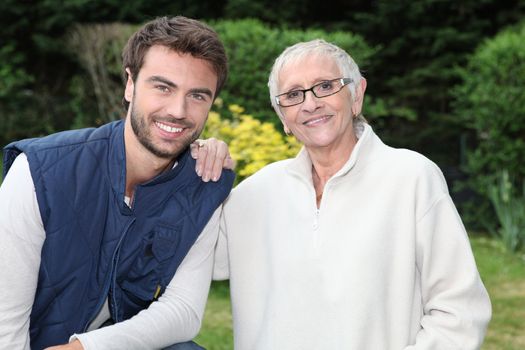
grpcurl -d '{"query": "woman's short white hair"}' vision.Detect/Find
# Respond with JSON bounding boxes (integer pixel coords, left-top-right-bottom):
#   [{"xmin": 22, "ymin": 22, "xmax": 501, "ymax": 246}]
[{"xmin": 268, "ymin": 39, "xmax": 363, "ymax": 120}]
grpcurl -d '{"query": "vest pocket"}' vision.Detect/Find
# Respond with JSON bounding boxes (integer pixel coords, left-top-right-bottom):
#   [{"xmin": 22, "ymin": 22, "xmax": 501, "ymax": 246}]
[{"xmin": 120, "ymin": 224, "xmax": 181, "ymax": 303}]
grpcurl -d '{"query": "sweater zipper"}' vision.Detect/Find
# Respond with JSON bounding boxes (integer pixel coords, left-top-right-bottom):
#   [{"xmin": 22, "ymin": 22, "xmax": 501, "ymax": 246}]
[{"xmin": 82, "ymin": 217, "xmax": 136, "ymax": 331}]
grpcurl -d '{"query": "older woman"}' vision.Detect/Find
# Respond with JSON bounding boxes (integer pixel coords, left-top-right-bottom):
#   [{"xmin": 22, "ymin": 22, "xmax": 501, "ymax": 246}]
[{"xmin": 214, "ymin": 39, "xmax": 491, "ymax": 349}]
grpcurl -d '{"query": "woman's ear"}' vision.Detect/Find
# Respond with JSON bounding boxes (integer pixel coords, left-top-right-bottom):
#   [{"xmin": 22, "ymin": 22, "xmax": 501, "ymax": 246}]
[
  {"xmin": 357, "ymin": 78, "xmax": 367, "ymax": 101},
  {"xmin": 280, "ymin": 116, "xmax": 292, "ymax": 136},
  {"xmin": 352, "ymin": 78, "xmax": 367, "ymax": 116}
]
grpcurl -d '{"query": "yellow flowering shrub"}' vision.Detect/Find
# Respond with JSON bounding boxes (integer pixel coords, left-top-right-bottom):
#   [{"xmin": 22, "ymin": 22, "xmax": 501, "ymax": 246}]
[{"xmin": 203, "ymin": 102, "xmax": 301, "ymax": 183}]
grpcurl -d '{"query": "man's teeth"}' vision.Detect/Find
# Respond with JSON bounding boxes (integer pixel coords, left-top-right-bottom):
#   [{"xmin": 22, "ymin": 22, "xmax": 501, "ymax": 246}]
[{"xmin": 156, "ymin": 122, "xmax": 183, "ymax": 133}]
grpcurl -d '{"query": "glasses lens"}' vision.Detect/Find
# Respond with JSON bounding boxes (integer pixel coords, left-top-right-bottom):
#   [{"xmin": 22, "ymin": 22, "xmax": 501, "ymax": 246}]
[
  {"xmin": 313, "ymin": 79, "xmax": 341, "ymax": 98},
  {"xmin": 279, "ymin": 90, "xmax": 304, "ymax": 106},
  {"xmin": 277, "ymin": 78, "xmax": 351, "ymax": 107}
]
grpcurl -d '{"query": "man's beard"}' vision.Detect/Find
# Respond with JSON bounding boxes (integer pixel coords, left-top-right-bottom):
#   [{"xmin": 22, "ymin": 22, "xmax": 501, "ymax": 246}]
[{"xmin": 129, "ymin": 101, "xmax": 202, "ymax": 159}]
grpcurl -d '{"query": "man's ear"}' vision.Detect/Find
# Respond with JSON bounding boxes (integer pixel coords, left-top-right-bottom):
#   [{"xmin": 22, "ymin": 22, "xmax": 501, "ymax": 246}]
[{"xmin": 124, "ymin": 68, "xmax": 134, "ymax": 103}]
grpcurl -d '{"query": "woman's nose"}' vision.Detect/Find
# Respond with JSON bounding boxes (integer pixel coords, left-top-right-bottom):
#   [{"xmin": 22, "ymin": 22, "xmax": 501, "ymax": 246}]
[{"xmin": 301, "ymin": 90, "xmax": 322, "ymax": 112}]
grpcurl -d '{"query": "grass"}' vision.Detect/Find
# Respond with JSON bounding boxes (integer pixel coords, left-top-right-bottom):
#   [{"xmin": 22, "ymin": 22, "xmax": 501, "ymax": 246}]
[
  {"xmin": 195, "ymin": 281, "xmax": 234, "ymax": 349},
  {"xmin": 196, "ymin": 236, "xmax": 525, "ymax": 349},
  {"xmin": 472, "ymin": 236, "xmax": 525, "ymax": 349}
]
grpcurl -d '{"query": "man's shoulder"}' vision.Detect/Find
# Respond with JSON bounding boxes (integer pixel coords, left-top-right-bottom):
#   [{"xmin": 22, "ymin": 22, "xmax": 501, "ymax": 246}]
[
  {"xmin": 5, "ymin": 121, "xmax": 122, "ymax": 156},
  {"xmin": 3, "ymin": 121, "xmax": 123, "ymax": 179},
  {"xmin": 169, "ymin": 151, "xmax": 235, "ymax": 207}
]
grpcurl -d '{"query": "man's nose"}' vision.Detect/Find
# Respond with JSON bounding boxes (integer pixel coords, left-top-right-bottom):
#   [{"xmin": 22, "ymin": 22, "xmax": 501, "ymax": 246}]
[{"xmin": 165, "ymin": 94, "xmax": 187, "ymax": 119}]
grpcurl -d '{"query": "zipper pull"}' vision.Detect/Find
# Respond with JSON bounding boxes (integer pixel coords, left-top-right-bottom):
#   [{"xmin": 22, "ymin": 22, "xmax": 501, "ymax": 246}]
[{"xmin": 153, "ymin": 284, "xmax": 162, "ymax": 300}]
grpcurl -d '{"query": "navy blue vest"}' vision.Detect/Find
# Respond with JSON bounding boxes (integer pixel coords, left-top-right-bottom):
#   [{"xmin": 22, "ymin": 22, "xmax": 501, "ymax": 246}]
[{"xmin": 3, "ymin": 120, "xmax": 234, "ymax": 349}]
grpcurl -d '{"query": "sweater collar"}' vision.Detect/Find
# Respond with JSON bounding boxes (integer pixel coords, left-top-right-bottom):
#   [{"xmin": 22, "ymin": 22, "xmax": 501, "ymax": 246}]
[{"xmin": 286, "ymin": 122, "xmax": 381, "ymax": 183}]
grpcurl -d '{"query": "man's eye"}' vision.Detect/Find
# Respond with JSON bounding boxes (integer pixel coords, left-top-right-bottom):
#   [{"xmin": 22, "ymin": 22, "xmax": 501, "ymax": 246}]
[
  {"xmin": 191, "ymin": 93, "xmax": 206, "ymax": 101},
  {"xmin": 156, "ymin": 85, "xmax": 170, "ymax": 93}
]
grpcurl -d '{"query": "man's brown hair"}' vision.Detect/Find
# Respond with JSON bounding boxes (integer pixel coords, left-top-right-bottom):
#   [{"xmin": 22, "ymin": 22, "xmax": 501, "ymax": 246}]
[{"xmin": 121, "ymin": 16, "xmax": 228, "ymax": 110}]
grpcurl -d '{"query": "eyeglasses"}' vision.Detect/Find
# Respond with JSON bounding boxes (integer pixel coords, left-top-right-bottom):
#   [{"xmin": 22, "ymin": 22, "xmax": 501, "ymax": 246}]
[{"xmin": 275, "ymin": 78, "xmax": 352, "ymax": 107}]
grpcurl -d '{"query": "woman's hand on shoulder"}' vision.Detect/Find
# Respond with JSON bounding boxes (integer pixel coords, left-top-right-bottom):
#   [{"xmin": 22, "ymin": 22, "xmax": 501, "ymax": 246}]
[{"xmin": 191, "ymin": 138, "xmax": 235, "ymax": 182}]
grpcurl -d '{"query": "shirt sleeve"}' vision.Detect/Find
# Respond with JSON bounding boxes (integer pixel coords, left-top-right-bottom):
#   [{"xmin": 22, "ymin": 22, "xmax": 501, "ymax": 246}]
[
  {"xmin": 73, "ymin": 207, "xmax": 222, "ymax": 350},
  {"xmin": 0, "ymin": 154, "xmax": 45, "ymax": 350},
  {"xmin": 406, "ymin": 193, "xmax": 492, "ymax": 350},
  {"xmin": 212, "ymin": 209, "xmax": 230, "ymax": 280}
]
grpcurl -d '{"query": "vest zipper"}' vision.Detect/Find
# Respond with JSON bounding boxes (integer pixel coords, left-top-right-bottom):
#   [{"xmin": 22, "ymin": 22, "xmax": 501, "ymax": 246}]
[
  {"xmin": 109, "ymin": 217, "xmax": 134, "ymax": 323},
  {"xmin": 83, "ymin": 217, "xmax": 136, "ymax": 331}
]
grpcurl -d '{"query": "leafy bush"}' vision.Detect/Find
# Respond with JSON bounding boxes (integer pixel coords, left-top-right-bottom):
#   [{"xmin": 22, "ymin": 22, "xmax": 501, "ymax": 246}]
[
  {"xmin": 453, "ymin": 21, "xmax": 525, "ymax": 230},
  {"xmin": 67, "ymin": 23, "xmax": 132, "ymax": 122},
  {"xmin": 0, "ymin": 44, "xmax": 33, "ymax": 100},
  {"xmin": 487, "ymin": 170, "xmax": 525, "ymax": 252},
  {"xmin": 202, "ymin": 100, "xmax": 301, "ymax": 183},
  {"xmin": 0, "ymin": 43, "xmax": 38, "ymax": 147}
]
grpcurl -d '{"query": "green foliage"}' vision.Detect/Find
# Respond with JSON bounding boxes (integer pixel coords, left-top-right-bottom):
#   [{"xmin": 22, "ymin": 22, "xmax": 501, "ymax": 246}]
[
  {"xmin": 210, "ymin": 19, "xmax": 377, "ymax": 123},
  {"xmin": 221, "ymin": 0, "xmax": 525, "ymax": 142},
  {"xmin": 0, "ymin": 101, "xmax": 56, "ymax": 146},
  {"xmin": 455, "ymin": 22, "xmax": 525, "ymax": 178},
  {"xmin": 453, "ymin": 21, "xmax": 525, "ymax": 230},
  {"xmin": 219, "ymin": 0, "xmax": 523, "ymax": 173},
  {"xmin": 339, "ymin": 0, "xmax": 525, "ymax": 167},
  {"xmin": 66, "ymin": 23, "xmax": 133, "ymax": 127},
  {"xmin": 487, "ymin": 170, "xmax": 525, "ymax": 252},
  {"xmin": 0, "ymin": 44, "xmax": 33, "ymax": 99},
  {"xmin": 223, "ymin": 0, "xmax": 366, "ymax": 27},
  {"xmin": 0, "ymin": 39, "xmax": 37, "ymax": 147},
  {"xmin": 0, "ymin": 40, "xmax": 58, "ymax": 146},
  {"xmin": 202, "ymin": 101, "xmax": 301, "ymax": 184},
  {"xmin": 3, "ymin": 0, "xmax": 524, "ymax": 178}
]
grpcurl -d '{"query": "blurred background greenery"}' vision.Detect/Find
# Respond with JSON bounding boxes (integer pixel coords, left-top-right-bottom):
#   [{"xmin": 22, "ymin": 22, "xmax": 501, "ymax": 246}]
[
  {"xmin": 1, "ymin": 0, "xmax": 524, "ymax": 348},
  {"xmin": 2, "ymin": 0, "xmax": 525, "ymax": 230}
]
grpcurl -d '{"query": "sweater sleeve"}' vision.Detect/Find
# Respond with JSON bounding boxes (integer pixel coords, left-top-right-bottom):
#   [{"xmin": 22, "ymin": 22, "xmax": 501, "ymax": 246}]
[
  {"xmin": 73, "ymin": 207, "xmax": 222, "ymax": 350},
  {"xmin": 0, "ymin": 154, "xmax": 45, "ymax": 350},
  {"xmin": 405, "ymin": 193, "xmax": 491, "ymax": 350}
]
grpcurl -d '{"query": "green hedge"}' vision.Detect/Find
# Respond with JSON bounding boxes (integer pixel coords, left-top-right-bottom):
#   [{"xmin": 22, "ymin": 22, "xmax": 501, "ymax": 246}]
[{"xmin": 453, "ymin": 21, "xmax": 525, "ymax": 229}]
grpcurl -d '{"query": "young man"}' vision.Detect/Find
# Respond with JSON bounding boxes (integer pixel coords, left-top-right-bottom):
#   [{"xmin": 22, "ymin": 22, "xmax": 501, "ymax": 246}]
[{"xmin": 0, "ymin": 16, "xmax": 234, "ymax": 350}]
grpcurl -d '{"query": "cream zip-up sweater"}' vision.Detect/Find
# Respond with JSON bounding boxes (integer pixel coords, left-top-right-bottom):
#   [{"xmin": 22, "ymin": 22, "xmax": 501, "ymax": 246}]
[{"xmin": 214, "ymin": 123, "xmax": 491, "ymax": 350}]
